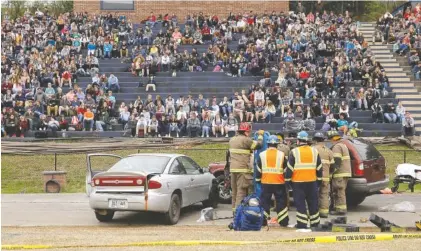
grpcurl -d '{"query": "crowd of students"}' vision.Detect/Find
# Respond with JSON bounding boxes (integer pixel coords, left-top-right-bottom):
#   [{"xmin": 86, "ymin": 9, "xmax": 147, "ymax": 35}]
[{"xmin": 1, "ymin": 5, "xmax": 416, "ymax": 137}]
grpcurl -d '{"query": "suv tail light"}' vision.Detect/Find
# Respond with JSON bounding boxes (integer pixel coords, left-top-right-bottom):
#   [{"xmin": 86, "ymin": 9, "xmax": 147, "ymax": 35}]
[{"xmin": 354, "ymin": 163, "xmax": 364, "ymax": 177}]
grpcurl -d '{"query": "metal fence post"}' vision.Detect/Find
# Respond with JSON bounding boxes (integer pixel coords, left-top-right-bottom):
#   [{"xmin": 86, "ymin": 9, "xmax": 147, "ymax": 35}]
[
  {"xmin": 54, "ymin": 153, "xmax": 57, "ymax": 171},
  {"xmin": 404, "ymin": 150, "xmax": 407, "ymax": 163}
]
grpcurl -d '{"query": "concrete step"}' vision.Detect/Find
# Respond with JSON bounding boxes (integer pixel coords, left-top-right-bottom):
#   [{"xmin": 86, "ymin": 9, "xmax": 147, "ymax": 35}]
[
  {"xmin": 389, "ymin": 83, "xmax": 415, "ymax": 87},
  {"xmin": 384, "ymin": 67, "xmax": 406, "ymax": 72},
  {"xmin": 389, "ymin": 77, "xmax": 411, "ymax": 82},
  {"xmin": 393, "ymin": 89, "xmax": 420, "ymax": 94},
  {"xmin": 373, "ymin": 54, "xmax": 395, "ymax": 58},
  {"xmin": 384, "ymin": 72, "xmax": 407, "ymax": 77},
  {"xmin": 396, "ymin": 94, "xmax": 421, "ymax": 99},
  {"xmin": 402, "ymin": 100, "xmax": 421, "ymax": 105},
  {"xmin": 370, "ymin": 45, "xmax": 390, "ymax": 49},
  {"xmin": 375, "ymin": 58, "xmax": 397, "ymax": 62},
  {"xmin": 380, "ymin": 63, "xmax": 400, "ymax": 67},
  {"xmin": 360, "ymin": 23, "xmax": 375, "ymax": 27}
]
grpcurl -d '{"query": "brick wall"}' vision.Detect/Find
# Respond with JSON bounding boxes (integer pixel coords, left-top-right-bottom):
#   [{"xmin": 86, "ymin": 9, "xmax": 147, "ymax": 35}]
[{"xmin": 74, "ymin": 0, "xmax": 290, "ymax": 23}]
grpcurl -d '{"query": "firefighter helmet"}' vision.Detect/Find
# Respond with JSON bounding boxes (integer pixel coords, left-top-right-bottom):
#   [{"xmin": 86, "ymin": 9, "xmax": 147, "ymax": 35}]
[
  {"xmin": 297, "ymin": 131, "xmax": 310, "ymax": 142},
  {"xmin": 238, "ymin": 122, "xmax": 251, "ymax": 132},
  {"xmin": 267, "ymin": 135, "xmax": 280, "ymax": 145}
]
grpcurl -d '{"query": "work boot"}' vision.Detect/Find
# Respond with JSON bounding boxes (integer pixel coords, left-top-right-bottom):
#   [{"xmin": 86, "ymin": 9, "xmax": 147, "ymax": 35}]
[{"xmin": 320, "ymin": 214, "xmax": 329, "ymax": 219}]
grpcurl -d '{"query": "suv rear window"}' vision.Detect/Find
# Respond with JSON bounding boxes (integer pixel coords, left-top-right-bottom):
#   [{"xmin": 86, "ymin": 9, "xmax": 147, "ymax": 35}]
[{"xmin": 351, "ymin": 139, "xmax": 382, "ymax": 160}]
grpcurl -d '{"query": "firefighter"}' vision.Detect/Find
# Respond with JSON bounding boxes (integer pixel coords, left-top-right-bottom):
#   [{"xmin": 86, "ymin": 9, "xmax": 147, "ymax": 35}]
[
  {"xmin": 313, "ymin": 132, "xmax": 334, "ymax": 218},
  {"xmin": 327, "ymin": 130, "xmax": 351, "ymax": 215},
  {"xmin": 285, "ymin": 131, "xmax": 322, "ymax": 231},
  {"xmin": 256, "ymin": 135, "xmax": 289, "ymax": 227},
  {"xmin": 227, "ymin": 122, "xmax": 264, "ymax": 213},
  {"xmin": 276, "ymin": 132, "xmax": 290, "ymax": 161}
]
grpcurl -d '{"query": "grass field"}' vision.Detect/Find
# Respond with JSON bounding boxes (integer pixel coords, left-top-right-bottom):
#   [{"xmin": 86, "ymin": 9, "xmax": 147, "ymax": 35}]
[{"xmin": 1, "ymin": 142, "xmax": 420, "ymax": 194}]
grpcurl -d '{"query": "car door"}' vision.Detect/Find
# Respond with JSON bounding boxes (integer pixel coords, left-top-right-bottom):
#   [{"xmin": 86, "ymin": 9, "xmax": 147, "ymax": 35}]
[
  {"xmin": 86, "ymin": 153, "xmax": 122, "ymax": 197},
  {"xmin": 179, "ymin": 156, "xmax": 210, "ymax": 203},
  {"xmin": 168, "ymin": 158, "xmax": 193, "ymax": 207}
]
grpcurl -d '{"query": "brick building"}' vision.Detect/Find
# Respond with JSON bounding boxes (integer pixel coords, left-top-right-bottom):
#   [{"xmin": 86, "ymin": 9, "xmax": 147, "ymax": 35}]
[{"xmin": 73, "ymin": 0, "xmax": 290, "ymax": 23}]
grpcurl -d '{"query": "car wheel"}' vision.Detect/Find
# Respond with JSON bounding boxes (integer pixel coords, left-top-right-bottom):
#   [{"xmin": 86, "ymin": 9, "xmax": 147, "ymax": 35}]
[
  {"xmin": 165, "ymin": 193, "xmax": 181, "ymax": 225},
  {"xmin": 95, "ymin": 210, "xmax": 114, "ymax": 222},
  {"xmin": 346, "ymin": 195, "xmax": 366, "ymax": 208},
  {"xmin": 216, "ymin": 175, "xmax": 231, "ymax": 204},
  {"xmin": 202, "ymin": 181, "xmax": 219, "ymax": 208}
]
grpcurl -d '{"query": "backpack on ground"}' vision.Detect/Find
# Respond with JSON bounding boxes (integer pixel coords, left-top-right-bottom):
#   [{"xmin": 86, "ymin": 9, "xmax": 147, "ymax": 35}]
[{"xmin": 231, "ymin": 194, "xmax": 264, "ymax": 231}]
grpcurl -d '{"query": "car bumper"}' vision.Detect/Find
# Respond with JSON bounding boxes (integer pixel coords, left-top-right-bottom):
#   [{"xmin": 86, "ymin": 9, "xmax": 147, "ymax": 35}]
[
  {"xmin": 89, "ymin": 192, "xmax": 171, "ymax": 213},
  {"xmin": 347, "ymin": 175, "xmax": 390, "ymax": 195}
]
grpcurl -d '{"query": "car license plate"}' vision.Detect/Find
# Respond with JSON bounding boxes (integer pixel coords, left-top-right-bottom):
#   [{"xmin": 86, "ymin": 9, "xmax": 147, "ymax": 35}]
[{"xmin": 108, "ymin": 199, "xmax": 128, "ymax": 209}]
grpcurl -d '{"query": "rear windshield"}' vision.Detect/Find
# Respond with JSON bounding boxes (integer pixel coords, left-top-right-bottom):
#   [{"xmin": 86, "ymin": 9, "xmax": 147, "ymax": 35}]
[
  {"xmin": 351, "ymin": 139, "xmax": 382, "ymax": 160},
  {"xmin": 109, "ymin": 156, "xmax": 170, "ymax": 173}
]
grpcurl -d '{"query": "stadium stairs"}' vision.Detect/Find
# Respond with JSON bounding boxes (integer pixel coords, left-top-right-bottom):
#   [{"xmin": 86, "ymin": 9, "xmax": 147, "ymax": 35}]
[
  {"xmin": 25, "ymin": 22, "xmax": 415, "ymax": 138},
  {"xmin": 360, "ymin": 22, "xmax": 421, "ymax": 135}
]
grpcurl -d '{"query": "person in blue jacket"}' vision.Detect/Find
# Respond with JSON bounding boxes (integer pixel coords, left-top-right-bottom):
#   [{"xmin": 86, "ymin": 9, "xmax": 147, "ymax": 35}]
[{"xmin": 103, "ymin": 41, "xmax": 112, "ymax": 59}]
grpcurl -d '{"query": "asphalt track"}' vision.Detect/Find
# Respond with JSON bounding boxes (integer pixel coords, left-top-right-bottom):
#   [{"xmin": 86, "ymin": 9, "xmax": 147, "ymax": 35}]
[{"xmin": 2, "ymin": 193, "xmax": 421, "ymax": 227}]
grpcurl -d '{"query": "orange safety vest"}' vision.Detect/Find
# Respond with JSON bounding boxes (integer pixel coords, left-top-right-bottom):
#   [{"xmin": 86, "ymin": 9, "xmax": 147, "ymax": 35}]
[
  {"xmin": 290, "ymin": 146, "xmax": 318, "ymax": 182},
  {"xmin": 259, "ymin": 148, "xmax": 285, "ymax": 184}
]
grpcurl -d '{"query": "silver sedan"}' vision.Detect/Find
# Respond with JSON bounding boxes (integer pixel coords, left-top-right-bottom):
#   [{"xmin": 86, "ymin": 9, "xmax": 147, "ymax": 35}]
[{"xmin": 86, "ymin": 153, "xmax": 219, "ymax": 224}]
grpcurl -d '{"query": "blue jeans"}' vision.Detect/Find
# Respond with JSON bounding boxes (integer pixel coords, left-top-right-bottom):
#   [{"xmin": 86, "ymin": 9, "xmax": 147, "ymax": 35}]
[
  {"xmin": 84, "ymin": 119, "xmax": 94, "ymax": 129},
  {"xmin": 265, "ymin": 112, "xmax": 273, "ymax": 122},
  {"xmin": 202, "ymin": 126, "xmax": 210, "ymax": 136},
  {"xmin": 169, "ymin": 124, "xmax": 179, "ymax": 133},
  {"xmin": 220, "ymin": 106, "xmax": 232, "ymax": 116},
  {"xmin": 397, "ymin": 114, "xmax": 404, "ymax": 123},
  {"xmin": 96, "ymin": 121, "xmax": 106, "ymax": 131},
  {"xmin": 104, "ymin": 51, "xmax": 111, "ymax": 58},
  {"xmin": 384, "ymin": 113, "xmax": 397, "ymax": 123}
]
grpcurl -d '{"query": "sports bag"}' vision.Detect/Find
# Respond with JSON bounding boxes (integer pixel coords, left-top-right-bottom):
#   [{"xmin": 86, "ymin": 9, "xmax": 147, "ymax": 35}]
[{"xmin": 232, "ymin": 194, "xmax": 264, "ymax": 231}]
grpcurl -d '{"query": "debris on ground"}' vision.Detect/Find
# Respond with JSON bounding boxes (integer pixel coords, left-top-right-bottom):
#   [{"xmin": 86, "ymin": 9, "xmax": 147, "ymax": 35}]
[
  {"xmin": 379, "ymin": 201, "xmax": 416, "ymax": 213},
  {"xmin": 197, "ymin": 207, "xmax": 217, "ymax": 222},
  {"xmin": 359, "ymin": 218, "xmax": 368, "ymax": 223}
]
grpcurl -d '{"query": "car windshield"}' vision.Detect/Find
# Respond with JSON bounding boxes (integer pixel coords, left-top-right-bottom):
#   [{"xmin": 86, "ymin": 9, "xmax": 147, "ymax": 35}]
[
  {"xmin": 352, "ymin": 139, "xmax": 382, "ymax": 160},
  {"xmin": 108, "ymin": 156, "xmax": 170, "ymax": 173}
]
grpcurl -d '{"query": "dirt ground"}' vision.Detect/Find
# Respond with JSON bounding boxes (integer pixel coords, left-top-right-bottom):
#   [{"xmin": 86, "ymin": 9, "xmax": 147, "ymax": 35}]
[{"xmin": 2, "ymin": 226, "xmax": 421, "ymax": 251}]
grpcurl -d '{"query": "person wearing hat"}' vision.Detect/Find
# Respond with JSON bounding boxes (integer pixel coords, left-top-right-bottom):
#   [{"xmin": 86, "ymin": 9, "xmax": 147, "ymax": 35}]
[
  {"xmin": 313, "ymin": 132, "xmax": 334, "ymax": 218},
  {"xmin": 227, "ymin": 123, "xmax": 264, "ymax": 214},
  {"xmin": 255, "ymin": 135, "xmax": 289, "ymax": 227},
  {"xmin": 285, "ymin": 131, "xmax": 322, "ymax": 231},
  {"xmin": 327, "ymin": 130, "xmax": 351, "ymax": 215}
]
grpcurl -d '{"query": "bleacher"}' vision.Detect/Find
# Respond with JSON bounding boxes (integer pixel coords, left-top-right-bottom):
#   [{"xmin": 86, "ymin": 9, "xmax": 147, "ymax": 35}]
[{"xmin": 24, "ymin": 21, "xmax": 411, "ymax": 138}]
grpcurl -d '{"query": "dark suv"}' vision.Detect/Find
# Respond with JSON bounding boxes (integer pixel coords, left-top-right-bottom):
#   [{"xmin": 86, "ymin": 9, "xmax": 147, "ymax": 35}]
[{"xmin": 208, "ymin": 138, "xmax": 389, "ymax": 207}]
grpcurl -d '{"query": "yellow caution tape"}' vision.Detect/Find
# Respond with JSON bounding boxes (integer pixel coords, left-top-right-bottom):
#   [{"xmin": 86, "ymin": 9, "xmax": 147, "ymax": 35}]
[{"xmin": 2, "ymin": 233, "xmax": 421, "ymax": 249}]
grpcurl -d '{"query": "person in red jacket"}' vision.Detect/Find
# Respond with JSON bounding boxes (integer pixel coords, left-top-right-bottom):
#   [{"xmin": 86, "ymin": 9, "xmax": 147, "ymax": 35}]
[
  {"xmin": 201, "ymin": 24, "xmax": 211, "ymax": 42},
  {"xmin": 299, "ymin": 68, "xmax": 310, "ymax": 79},
  {"xmin": 147, "ymin": 12, "xmax": 156, "ymax": 27}
]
